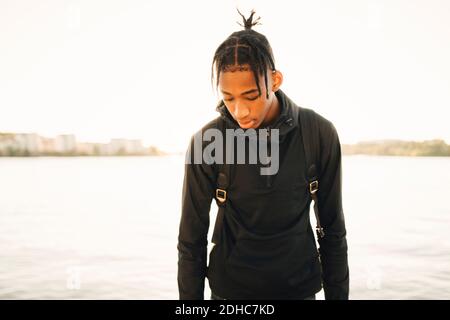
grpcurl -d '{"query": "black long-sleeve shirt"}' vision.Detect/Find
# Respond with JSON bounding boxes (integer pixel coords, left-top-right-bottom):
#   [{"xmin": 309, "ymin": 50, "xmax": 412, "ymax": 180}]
[{"xmin": 177, "ymin": 89, "xmax": 349, "ymax": 300}]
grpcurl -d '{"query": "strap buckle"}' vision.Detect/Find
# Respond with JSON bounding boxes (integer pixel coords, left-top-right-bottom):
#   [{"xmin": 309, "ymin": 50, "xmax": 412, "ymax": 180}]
[
  {"xmin": 316, "ymin": 227, "xmax": 325, "ymax": 239},
  {"xmin": 309, "ymin": 180, "xmax": 319, "ymax": 194},
  {"xmin": 216, "ymin": 188, "xmax": 227, "ymax": 204}
]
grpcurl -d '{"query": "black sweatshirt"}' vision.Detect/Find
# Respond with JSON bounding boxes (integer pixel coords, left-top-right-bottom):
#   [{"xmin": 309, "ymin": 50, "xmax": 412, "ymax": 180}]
[{"xmin": 177, "ymin": 89, "xmax": 349, "ymax": 300}]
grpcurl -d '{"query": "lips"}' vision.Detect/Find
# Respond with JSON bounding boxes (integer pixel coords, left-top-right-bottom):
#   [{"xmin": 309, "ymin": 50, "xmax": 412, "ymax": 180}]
[{"xmin": 238, "ymin": 119, "xmax": 255, "ymax": 128}]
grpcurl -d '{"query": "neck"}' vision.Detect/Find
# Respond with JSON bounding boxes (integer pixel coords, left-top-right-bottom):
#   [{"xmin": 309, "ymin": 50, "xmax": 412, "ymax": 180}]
[{"xmin": 261, "ymin": 93, "xmax": 281, "ymax": 127}]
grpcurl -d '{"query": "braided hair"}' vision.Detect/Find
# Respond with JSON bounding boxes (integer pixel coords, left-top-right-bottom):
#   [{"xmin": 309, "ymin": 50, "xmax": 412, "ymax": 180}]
[{"xmin": 211, "ymin": 9, "xmax": 276, "ymax": 99}]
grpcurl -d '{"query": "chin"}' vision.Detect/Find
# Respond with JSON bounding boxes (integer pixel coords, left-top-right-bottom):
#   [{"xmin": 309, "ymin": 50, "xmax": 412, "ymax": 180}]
[{"xmin": 250, "ymin": 120, "xmax": 262, "ymax": 129}]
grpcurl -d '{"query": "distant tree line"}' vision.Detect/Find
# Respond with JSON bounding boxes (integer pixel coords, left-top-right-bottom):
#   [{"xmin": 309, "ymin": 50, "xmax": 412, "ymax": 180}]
[{"xmin": 342, "ymin": 139, "xmax": 450, "ymax": 156}]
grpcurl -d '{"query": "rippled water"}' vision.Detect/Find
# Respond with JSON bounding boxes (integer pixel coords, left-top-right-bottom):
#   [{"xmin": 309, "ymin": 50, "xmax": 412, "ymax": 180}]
[{"xmin": 0, "ymin": 155, "xmax": 449, "ymax": 299}]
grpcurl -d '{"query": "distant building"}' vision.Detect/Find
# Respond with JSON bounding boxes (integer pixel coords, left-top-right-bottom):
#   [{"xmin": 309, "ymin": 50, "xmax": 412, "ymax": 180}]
[
  {"xmin": 1, "ymin": 132, "xmax": 163, "ymax": 156},
  {"xmin": 76, "ymin": 142, "xmax": 96, "ymax": 155},
  {"xmin": 55, "ymin": 135, "xmax": 76, "ymax": 153},
  {"xmin": 109, "ymin": 139, "xmax": 144, "ymax": 155},
  {"xmin": 0, "ymin": 133, "xmax": 16, "ymax": 155},
  {"xmin": 40, "ymin": 137, "xmax": 56, "ymax": 154},
  {"xmin": 126, "ymin": 139, "xmax": 144, "ymax": 154},
  {"xmin": 14, "ymin": 133, "xmax": 42, "ymax": 154},
  {"xmin": 98, "ymin": 143, "xmax": 111, "ymax": 155}
]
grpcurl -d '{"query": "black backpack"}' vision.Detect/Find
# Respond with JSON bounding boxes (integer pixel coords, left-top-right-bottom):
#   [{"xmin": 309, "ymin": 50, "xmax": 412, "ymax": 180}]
[{"xmin": 212, "ymin": 106, "xmax": 325, "ymax": 245}]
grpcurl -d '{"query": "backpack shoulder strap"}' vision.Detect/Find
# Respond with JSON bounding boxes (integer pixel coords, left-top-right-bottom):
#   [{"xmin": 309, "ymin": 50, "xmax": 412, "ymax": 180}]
[
  {"xmin": 212, "ymin": 118, "xmax": 230, "ymax": 244},
  {"xmin": 298, "ymin": 107, "xmax": 325, "ymax": 239}
]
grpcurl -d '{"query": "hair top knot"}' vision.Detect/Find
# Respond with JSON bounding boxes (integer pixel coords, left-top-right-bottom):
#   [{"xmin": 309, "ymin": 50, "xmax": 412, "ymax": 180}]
[{"xmin": 236, "ymin": 9, "xmax": 262, "ymax": 30}]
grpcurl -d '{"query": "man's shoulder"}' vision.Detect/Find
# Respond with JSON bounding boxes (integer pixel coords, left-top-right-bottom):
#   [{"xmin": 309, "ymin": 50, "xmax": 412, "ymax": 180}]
[
  {"xmin": 297, "ymin": 106, "xmax": 340, "ymax": 149},
  {"xmin": 298, "ymin": 107, "xmax": 337, "ymax": 134}
]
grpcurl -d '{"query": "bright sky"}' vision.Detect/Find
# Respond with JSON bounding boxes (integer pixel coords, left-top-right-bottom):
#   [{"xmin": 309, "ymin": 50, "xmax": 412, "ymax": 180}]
[{"xmin": 1, "ymin": 0, "xmax": 449, "ymax": 152}]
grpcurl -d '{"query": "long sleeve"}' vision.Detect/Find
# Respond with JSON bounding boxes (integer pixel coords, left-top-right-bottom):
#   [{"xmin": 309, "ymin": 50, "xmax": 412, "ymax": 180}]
[
  {"xmin": 177, "ymin": 134, "xmax": 216, "ymax": 300},
  {"xmin": 317, "ymin": 121, "xmax": 350, "ymax": 300}
]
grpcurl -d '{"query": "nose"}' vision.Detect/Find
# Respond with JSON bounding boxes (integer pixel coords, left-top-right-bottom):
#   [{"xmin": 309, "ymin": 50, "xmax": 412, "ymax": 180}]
[{"xmin": 234, "ymin": 102, "xmax": 250, "ymax": 120}]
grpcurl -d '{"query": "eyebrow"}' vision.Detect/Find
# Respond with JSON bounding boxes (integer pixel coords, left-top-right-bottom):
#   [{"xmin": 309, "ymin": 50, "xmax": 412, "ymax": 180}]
[{"xmin": 221, "ymin": 89, "xmax": 259, "ymax": 96}]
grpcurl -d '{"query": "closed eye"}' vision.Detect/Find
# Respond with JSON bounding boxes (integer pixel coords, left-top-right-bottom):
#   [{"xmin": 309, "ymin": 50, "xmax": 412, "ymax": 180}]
[{"xmin": 224, "ymin": 96, "xmax": 259, "ymax": 102}]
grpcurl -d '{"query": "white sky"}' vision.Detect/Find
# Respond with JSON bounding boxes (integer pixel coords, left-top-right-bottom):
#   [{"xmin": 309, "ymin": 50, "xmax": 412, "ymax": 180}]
[{"xmin": 1, "ymin": 0, "xmax": 449, "ymax": 152}]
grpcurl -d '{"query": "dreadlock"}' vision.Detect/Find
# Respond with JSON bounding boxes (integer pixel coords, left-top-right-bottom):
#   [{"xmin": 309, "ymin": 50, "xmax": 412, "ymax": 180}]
[{"xmin": 211, "ymin": 9, "xmax": 276, "ymax": 99}]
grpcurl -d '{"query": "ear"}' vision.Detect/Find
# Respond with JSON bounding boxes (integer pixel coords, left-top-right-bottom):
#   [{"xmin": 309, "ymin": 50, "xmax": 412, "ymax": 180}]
[{"xmin": 271, "ymin": 70, "xmax": 283, "ymax": 92}]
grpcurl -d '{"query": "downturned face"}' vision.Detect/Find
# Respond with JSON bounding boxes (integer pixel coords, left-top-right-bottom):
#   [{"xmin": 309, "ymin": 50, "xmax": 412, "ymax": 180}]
[{"xmin": 218, "ymin": 65, "xmax": 283, "ymax": 129}]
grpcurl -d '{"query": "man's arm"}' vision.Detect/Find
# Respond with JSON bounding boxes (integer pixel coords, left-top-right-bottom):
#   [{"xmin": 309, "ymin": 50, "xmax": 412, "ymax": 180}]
[
  {"xmin": 317, "ymin": 120, "xmax": 350, "ymax": 300},
  {"xmin": 177, "ymin": 134, "xmax": 215, "ymax": 300}
]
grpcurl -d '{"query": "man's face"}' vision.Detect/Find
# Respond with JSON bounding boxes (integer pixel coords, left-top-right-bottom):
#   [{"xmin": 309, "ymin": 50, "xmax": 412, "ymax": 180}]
[{"xmin": 218, "ymin": 65, "xmax": 276, "ymax": 129}]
